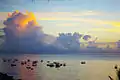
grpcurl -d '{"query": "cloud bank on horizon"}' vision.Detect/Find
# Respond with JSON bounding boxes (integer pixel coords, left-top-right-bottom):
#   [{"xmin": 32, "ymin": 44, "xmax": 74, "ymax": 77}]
[
  {"xmin": 0, "ymin": 0, "xmax": 120, "ymax": 52},
  {"xmin": 1, "ymin": 10, "xmax": 94, "ymax": 53}
]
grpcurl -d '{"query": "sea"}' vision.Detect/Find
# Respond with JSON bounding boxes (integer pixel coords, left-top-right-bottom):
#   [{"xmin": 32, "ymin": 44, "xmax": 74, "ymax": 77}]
[{"xmin": 0, "ymin": 53, "xmax": 120, "ymax": 80}]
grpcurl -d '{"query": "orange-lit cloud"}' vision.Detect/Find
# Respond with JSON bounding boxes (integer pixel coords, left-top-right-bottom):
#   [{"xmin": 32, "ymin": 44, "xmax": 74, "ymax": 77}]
[
  {"xmin": 4, "ymin": 10, "xmax": 39, "ymax": 34},
  {"xmin": 2, "ymin": 10, "xmax": 42, "ymax": 38},
  {"xmin": 8, "ymin": 10, "xmax": 37, "ymax": 27}
]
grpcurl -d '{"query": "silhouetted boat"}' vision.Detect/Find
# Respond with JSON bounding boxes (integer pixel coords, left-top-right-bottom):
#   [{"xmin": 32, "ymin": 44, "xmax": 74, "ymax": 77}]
[{"xmin": 81, "ymin": 61, "xmax": 86, "ymax": 64}]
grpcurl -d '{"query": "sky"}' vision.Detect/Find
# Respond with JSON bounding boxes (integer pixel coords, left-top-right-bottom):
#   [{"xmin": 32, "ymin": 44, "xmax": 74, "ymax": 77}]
[{"xmin": 0, "ymin": 0, "xmax": 120, "ymax": 42}]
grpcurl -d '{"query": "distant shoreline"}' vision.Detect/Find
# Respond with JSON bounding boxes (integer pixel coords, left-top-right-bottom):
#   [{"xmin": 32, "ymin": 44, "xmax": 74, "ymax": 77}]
[{"xmin": 0, "ymin": 49, "xmax": 120, "ymax": 55}]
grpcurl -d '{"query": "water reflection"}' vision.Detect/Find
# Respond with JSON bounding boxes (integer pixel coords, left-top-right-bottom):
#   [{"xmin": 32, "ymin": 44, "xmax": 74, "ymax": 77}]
[
  {"xmin": 0, "ymin": 54, "xmax": 41, "ymax": 80},
  {"xmin": 0, "ymin": 54, "xmax": 120, "ymax": 80}
]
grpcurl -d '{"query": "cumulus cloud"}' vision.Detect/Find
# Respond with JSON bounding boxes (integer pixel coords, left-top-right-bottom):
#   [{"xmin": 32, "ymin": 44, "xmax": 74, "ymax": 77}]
[
  {"xmin": 0, "ymin": 10, "xmax": 98, "ymax": 53},
  {"xmin": 1, "ymin": 10, "xmax": 57, "ymax": 52},
  {"xmin": 54, "ymin": 32, "xmax": 83, "ymax": 50}
]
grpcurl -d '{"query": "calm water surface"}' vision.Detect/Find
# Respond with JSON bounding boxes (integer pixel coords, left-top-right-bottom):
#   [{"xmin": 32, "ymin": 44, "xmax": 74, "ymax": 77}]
[{"xmin": 0, "ymin": 53, "xmax": 120, "ymax": 80}]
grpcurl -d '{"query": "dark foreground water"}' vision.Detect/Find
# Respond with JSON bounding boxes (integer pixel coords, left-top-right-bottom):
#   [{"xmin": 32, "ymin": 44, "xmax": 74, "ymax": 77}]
[{"xmin": 0, "ymin": 53, "xmax": 120, "ymax": 80}]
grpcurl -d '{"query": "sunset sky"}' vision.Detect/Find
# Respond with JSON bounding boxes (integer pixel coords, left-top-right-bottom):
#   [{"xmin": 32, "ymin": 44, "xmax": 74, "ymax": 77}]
[{"xmin": 0, "ymin": 0, "xmax": 120, "ymax": 42}]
